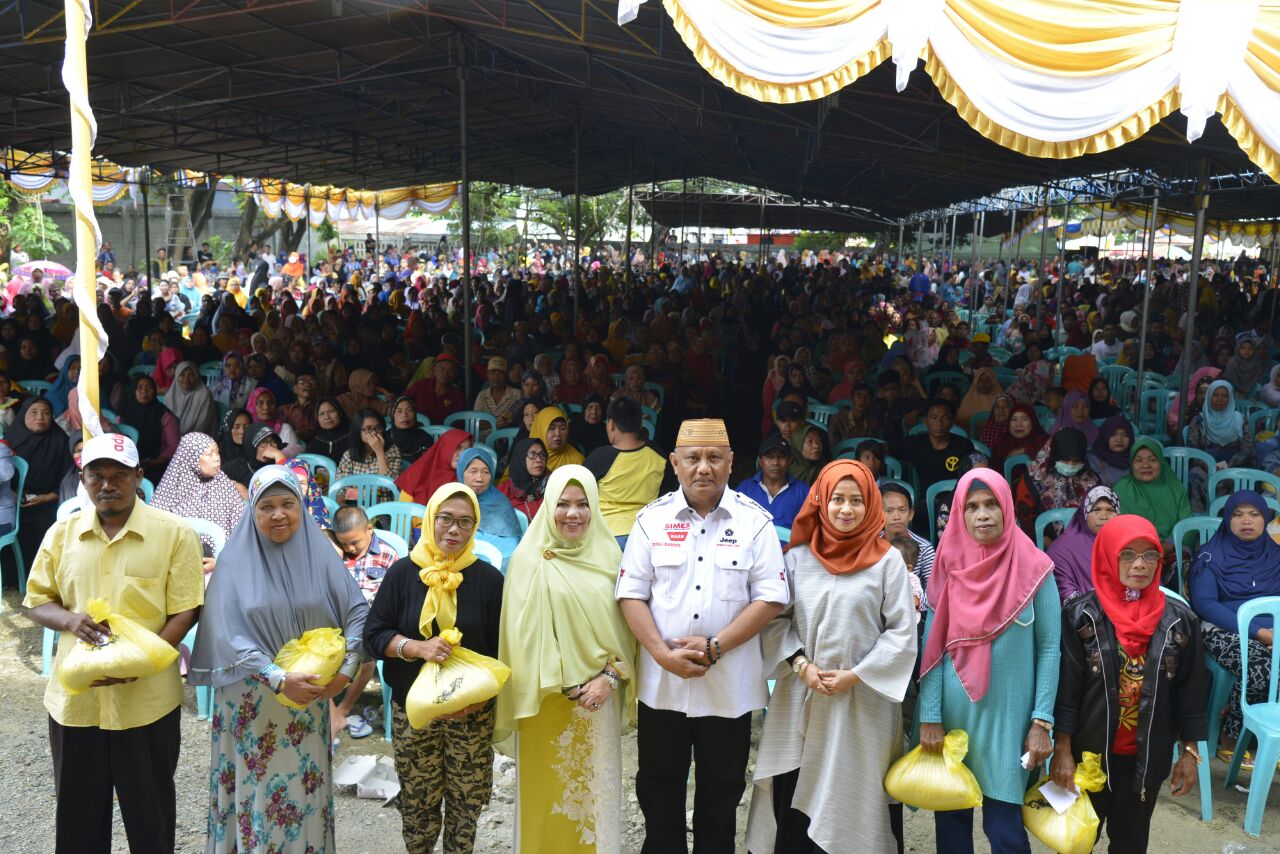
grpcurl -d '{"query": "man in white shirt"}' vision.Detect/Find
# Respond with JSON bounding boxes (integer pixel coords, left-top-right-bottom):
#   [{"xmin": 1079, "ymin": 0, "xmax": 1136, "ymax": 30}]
[
  {"xmin": 1091, "ymin": 324, "xmax": 1123, "ymax": 360},
  {"xmin": 617, "ymin": 418, "xmax": 789, "ymax": 854}
]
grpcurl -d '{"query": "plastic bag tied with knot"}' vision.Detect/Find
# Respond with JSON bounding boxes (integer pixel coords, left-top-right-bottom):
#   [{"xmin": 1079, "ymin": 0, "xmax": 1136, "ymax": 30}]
[
  {"xmin": 406, "ymin": 627, "xmax": 511, "ymax": 729},
  {"xmin": 884, "ymin": 729, "xmax": 984, "ymax": 811},
  {"xmin": 1022, "ymin": 751, "xmax": 1107, "ymax": 854},
  {"xmin": 58, "ymin": 597, "xmax": 179, "ymax": 695}
]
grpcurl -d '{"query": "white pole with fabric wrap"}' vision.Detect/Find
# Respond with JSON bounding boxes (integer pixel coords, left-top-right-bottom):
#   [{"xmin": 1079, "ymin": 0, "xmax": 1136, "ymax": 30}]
[{"xmin": 63, "ymin": 0, "xmax": 108, "ymax": 441}]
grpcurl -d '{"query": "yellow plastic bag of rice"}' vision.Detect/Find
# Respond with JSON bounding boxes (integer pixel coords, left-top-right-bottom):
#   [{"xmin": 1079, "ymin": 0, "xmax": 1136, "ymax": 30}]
[
  {"xmin": 406, "ymin": 628, "xmax": 511, "ymax": 728},
  {"xmin": 884, "ymin": 729, "xmax": 984, "ymax": 811},
  {"xmin": 272, "ymin": 627, "xmax": 347, "ymax": 709},
  {"xmin": 58, "ymin": 598, "xmax": 179, "ymax": 694},
  {"xmin": 1022, "ymin": 752, "xmax": 1106, "ymax": 854}
]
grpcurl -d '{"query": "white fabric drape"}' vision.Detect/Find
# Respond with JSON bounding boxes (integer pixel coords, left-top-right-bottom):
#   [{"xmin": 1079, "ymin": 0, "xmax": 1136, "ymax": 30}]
[{"xmin": 622, "ymin": 0, "xmax": 1280, "ymax": 182}]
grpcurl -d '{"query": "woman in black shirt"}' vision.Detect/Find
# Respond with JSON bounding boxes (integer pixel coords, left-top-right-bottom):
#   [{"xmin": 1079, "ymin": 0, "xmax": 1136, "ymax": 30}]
[{"xmin": 364, "ymin": 482, "xmax": 503, "ymax": 854}]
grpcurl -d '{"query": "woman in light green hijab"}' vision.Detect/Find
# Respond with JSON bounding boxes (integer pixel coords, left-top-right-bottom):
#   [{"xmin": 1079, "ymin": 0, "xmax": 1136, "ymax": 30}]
[{"xmin": 497, "ymin": 464, "xmax": 638, "ymax": 852}]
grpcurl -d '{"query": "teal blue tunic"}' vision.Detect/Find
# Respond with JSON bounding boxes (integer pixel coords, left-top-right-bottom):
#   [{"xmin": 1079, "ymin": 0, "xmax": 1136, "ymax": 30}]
[{"xmin": 917, "ymin": 578, "xmax": 1061, "ymax": 804}]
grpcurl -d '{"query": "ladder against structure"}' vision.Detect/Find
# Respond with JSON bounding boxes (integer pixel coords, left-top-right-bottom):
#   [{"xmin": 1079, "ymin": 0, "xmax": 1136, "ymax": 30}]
[{"xmin": 165, "ymin": 193, "xmax": 198, "ymax": 267}]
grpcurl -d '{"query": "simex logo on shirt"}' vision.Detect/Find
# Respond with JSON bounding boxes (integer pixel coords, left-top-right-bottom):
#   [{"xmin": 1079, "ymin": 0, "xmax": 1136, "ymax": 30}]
[{"xmin": 665, "ymin": 522, "xmax": 691, "ymax": 543}]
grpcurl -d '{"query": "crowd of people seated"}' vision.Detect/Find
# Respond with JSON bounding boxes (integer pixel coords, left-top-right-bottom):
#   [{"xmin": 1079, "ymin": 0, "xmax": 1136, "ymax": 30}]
[{"xmin": 7, "ymin": 237, "xmax": 1280, "ymax": 853}]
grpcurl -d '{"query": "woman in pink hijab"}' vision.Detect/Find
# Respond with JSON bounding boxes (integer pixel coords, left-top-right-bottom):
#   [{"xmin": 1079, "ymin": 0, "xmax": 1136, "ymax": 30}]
[
  {"xmin": 1166, "ymin": 366, "xmax": 1220, "ymax": 435},
  {"xmin": 916, "ymin": 469, "xmax": 1061, "ymax": 852}
]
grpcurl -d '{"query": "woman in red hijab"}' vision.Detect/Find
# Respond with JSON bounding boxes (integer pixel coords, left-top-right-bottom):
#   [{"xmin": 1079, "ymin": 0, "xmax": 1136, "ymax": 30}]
[
  {"xmin": 1051, "ymin": 515, "xmax": 1207, "ymax": 852},
  {"xmin": 917, "ymin": 469, "xmax": 1059, "ymax": 853},
  {"xmin": 748, "ymin": 460, "xmax": 917, "ymax": 854},
  {"xmin": 395, "ymin": 428, "xmax": 473, "ymax": 504}
]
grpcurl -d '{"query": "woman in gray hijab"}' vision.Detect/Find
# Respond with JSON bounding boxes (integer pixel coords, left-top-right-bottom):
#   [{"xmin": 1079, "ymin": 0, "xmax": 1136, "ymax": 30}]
[{"xmin": 190, "ymin": 465, "xmax": 368, "ymax": 853}]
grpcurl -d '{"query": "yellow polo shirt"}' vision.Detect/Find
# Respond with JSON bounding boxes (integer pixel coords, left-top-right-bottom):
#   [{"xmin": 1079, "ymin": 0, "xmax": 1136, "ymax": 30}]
[{"xmin": 24, "ymin": 500, "xmax": 204, "ymax": 730}]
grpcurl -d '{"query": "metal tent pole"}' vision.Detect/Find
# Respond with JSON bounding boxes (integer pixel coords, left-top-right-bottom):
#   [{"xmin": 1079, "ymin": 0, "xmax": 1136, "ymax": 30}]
[
  {"xmin": 1036, "ymin": 188, "xmax": 1049, "ymax": 328},
  {"xmin": 573, "ymin": 124, "xmax": 581, "ymax": 332},
  {"xmin": 696, "ymin": 178, "xmax": 704, "ymax": 265},
  {"xmin": 896, "ymin": 220, "xmax": 905, "ymax": 266},
  {"xmin": 1053, "ymin": 197, "xmax": 1069, "ymax": 344},
  {"xmin": 374, "ymin": 200, "xmax": 380, "ymax": 264},
  {"xmin": 679, "ymin": 177, "xmax": 687, "ymax": 267},
  {"xmin": 304, "ymin": 187, "xmax": 312, "ymax": 272},
  {"xmin": 623, "ymin": 153, "xmax": 634, "ymax": 284},
  {"xmin": 459, "ymin": 52, "xmax": 473, "ymax": 404},
  {"xmin": 1135, "ymin": 189, "xmax": 1160, "ymax": 423},
  {"xmin": 1178, "ymin": 161, "xmax": 1211, "ymax": 429},
  {"xmin": 142, "ymin": 170, "xmax": 152, "ymax": 287}
]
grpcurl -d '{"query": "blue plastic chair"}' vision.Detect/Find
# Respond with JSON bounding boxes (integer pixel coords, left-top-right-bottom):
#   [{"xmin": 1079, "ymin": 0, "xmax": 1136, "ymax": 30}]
[
  {"xmin": 426, "ymin": 425, "xmax": 454, "ymax": 441},
  {"xmin": 473, "ymin": 538, "xmax": 504, "ymax": 572},
  {"xmin": 1003, "ymin": 453, "xmax": 1032, "ymax": 483},
  {"xmin": 444, "ymin": 410, "xmax": 497, "ymax": 437},
  {"xmin": 884, "ymin": 456, "xmax": 903, "ymax": 480},
  {"xmin": 140, "ymin": 477, "xmax": 154, "ymax": 503},
  {"xmin": 55, "ymin": 497, "xmax": 81, "ymax": 520},
  {"xmin": 878, "ymin": 478, "xmax": 915, "ymax": 503},
  {"xmin": 806, "ymin": 403, "xmax": 839, "ymax": 428},
  {"xmin": 113, "ymin": 423, "xmax": 139, "ymax": 444},
  {"xmin": 968, "ymin": 411, "xmax": 989, "ymax": 439},
  {"xmin": 1100, "ymin": 364, "xmax": 1135, "ymax": 401},
  {"xmin": 833, "ymin": 437, "xmax": 878, "ymax": 459},
  {"xmin": 971, "ymin": 439, "xmax": 992, "ymax": 459},
  {"xmin": 1163, "ymin": 447, "xmax": 1214, "ymax": 487},
  {"xmin": 1034, "ymin": 507, "xmax": 1075, "ymax": 549},
  {"xmin": 1210, "ymin": 493, "xmax": 1280, "ymax": 518},
  {"xmin": 328, "ymin": 474, "xmax": 399, "ymax": 508},
  {"xmin": 1250, "ymin": 407, "xmax": 1280, "ymax": 436},
  {"xmin": 322, "ymin": 496, "xmax": 339, "ymax": 518},
  {"xmin": 128, "ymin": 365, "xmax": 154, "ymax": 380},
  {"xmin": 1161, "ymin": 587, "xmax": 1215, "ymax": 821},
  {"xmin": 295, "ymin": 453, "xmax": 337, "ymax": 493},
  {"xmin": 1208, "ymin": 468, "xmax": 1280, "ymax": 499},
  {"xmin": 644, "ymin": 382, "xmax": 666, "ymax": 408},
  {"xmin": 925, "ymin": 479, "xmax": 958, "ymax": 542},
  {"xmin": 180, "ymin": 516, "xmax": 227, "ymax": 720},
  {"xmin": 773, "ymin": 525, "xmax": 791, "ymax": 545},
  {"xmin": 1138, "ymin": 389, "xmax": 1176, "ymax": 437},
  {"xmin": 484, "ymin": 428, "xmax": 519, "ymax": 461},
  {"xmin": 1224, "ymin": 596, "xmax": 1280, "ymax": 835},
  {"xmin": 1171, "ymin": 516, "xmax": 1220, "ymax": 596},
  {"xmin": 515, "ymin": 511, "xmax": 530, "ymax": 534},
  {"xmin": 21, "ymin": 380, "xmax": 53, "ymax": 396},
  {"xmin": 375, "ymin": 659, "xmax": 395, "ymax": 742},
  {"xmin": 198, "ymin": 361, "xmax": 222, "ymax": 388},
  {"xmin": 365, "ymin": 501, "xmax": 426, "ymax": 543},
  {"xmin": 374, "ymin": 529, "xmax": 409, "ymax": 559},
  {"xmin": 1, "ymin": 458, "xmax": 28, "ymax": 594},
  {"xmin": 926, "ymin": 371, "xmax": 969, "ymax": 397}
]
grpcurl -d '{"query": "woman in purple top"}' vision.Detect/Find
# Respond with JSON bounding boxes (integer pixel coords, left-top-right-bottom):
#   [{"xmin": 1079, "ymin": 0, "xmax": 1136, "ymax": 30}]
[{"xmin": 1046, "ymin": 486, "xmax": 1119, "ymax": 602}]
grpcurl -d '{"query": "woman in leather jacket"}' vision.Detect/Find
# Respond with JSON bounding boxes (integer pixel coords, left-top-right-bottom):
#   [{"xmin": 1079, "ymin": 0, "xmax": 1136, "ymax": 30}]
[{"xmin": 1051, "ymin": 514, "xmax": 1208, "ymax": 852}]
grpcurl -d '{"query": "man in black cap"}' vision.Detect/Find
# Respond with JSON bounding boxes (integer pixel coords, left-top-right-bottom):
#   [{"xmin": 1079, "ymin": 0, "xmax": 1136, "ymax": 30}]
[{"xmin": 734, "ymin": 433, "xmax": 807, "ymax": 530}]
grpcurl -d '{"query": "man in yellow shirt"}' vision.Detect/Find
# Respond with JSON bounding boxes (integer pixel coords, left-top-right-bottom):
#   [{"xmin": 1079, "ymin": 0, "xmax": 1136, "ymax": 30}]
[
  {"xmin": 585, "ymin": 396, "xmax": 667, "ymax": 548},
  {"xmin": 24, "ymin": 433, "xmax": 203, "ymax": 854}
]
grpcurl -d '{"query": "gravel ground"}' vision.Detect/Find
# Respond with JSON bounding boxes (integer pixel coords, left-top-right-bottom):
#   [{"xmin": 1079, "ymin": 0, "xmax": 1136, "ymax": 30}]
[{"xmin": 0, "ymin": 589, "xmax": 1274, "ymax": 852}]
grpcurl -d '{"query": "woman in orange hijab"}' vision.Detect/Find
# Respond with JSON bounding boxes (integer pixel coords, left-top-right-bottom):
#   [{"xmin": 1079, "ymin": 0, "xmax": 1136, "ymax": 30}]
[{"xmin": 747, "ymin": 460, "xmax": 918, "ymax": 854}]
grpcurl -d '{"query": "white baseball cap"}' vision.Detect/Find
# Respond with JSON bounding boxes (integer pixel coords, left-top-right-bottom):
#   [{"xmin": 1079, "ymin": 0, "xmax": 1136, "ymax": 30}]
[{"xmin": 81, "ymin": 433, "xmax": 140, "ymax": 468}]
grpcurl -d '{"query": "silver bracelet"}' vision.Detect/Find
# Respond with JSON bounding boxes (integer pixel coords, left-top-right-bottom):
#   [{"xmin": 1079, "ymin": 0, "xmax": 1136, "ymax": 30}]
[
  {"xmin": 395, "ymin": 638, "xmax": 413, "ymax": 661},
  {"xmin": 601, "ymin": 668, "xmax": 619, "ymax": 690}
]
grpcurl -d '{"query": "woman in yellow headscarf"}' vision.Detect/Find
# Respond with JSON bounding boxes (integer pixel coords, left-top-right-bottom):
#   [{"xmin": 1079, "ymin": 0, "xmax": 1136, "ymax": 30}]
[
  {"xmin": 531, "ymin": 405, "xmax": 585, "ymax": 470},
  {"xmin": 603, "ymin": 318, "xmax": 630, "ymax": 364},
  {"xmin": 49, "ymin": 302, "xmax": 77, "ymax": 346},
  {"xmin": 497, "ymin": 465, "xmax": 638, "ymax": 853},
  {"xmin": 363, "ymin": 483, "xmax": 505, "ymax": 853}
]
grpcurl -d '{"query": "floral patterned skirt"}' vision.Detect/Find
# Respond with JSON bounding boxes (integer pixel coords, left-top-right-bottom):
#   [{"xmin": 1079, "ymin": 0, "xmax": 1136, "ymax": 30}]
[{"xmin": 207, "ymin": 678, "xmax": 335, "ymax": 853}]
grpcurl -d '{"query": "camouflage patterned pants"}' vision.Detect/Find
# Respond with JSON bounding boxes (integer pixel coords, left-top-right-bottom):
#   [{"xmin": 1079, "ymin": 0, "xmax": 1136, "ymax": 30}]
[{"xmin": 391, "ymin": 700, "xmax": 495, "ymax": 854}]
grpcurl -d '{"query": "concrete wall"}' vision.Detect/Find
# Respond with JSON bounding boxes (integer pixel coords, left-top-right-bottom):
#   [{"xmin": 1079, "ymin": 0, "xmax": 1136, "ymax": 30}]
[{"xmin": 40, "ymin": 201, "xmax": 247, "ymax": 270}]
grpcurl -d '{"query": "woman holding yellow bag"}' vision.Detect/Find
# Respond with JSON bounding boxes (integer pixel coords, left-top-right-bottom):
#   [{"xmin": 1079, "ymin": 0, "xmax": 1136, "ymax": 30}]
[
  {"xmin": 190, "ymin": 464, "xmax": 369, "ymax": 853},
  {"xmin": 1052, "ymin": 515, "xmax": 1207, "ymax": 852},
  {"xmin": 496, "ymin": 465, "xmax": 638, "ymax": 853},
  {"xmin": 363, "ymin": 483, "xmax": 505, "ymax": 854}
]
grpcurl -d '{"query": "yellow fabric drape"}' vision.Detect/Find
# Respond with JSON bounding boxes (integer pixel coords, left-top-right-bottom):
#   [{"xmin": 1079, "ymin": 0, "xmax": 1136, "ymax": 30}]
[
  {"xmin": 412, "ymin": 484, "xmax": 481, "ymax": 635},
  {"xmin": 946, "ymin": 0, "xmax": 1177, "ymax": 77},
  {"xmin": 725, "ymin": 0, "xmax": 877, "ymax": 29}
]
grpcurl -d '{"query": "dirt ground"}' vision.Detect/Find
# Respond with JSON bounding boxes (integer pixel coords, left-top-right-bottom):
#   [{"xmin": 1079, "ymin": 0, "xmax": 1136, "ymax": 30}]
[{"xmin": 0, "ymin": 589, "xmax": 1274, "ymax": 853}]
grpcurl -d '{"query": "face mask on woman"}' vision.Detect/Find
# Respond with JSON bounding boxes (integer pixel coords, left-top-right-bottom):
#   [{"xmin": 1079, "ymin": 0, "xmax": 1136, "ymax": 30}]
[{"xmin": 1055, "ymin": 461, "xmax": 1085, "ymax": 477}]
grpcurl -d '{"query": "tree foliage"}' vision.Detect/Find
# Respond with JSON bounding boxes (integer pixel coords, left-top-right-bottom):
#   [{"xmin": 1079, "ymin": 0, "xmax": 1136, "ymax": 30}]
[
  {"xmin": 525, "ymin": 189, "xmax": 627, "ymax": 249},
  {"xmin": 0, "ymin": 182, "xmax": 73, "ymax": 260},
  {"xmin": 443, "ymin": 182, "xmax": 521, "ymax": 251}
]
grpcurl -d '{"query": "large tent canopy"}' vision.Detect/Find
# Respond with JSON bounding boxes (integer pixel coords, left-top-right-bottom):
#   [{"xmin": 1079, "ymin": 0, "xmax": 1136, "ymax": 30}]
[{"xmin": 1, "ymin": 0, "xmax": 1279, "ymax": 223}]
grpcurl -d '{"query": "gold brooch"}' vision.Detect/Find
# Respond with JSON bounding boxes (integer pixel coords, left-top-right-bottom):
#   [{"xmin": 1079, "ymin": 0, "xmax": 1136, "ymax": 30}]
[{"xmin": 543, "ymin": 549, "xmax": 556, "ymax": 560}]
